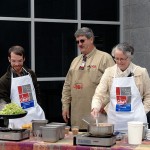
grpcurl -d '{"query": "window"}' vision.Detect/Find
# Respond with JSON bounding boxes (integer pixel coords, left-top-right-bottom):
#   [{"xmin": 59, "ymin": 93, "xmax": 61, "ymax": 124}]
[
  {"xmin": 0, "ymin": 0, "xmax": 30, "ymax": 17},
  {"xmin": 81, "ymin": 24, "xmax": 119, "ymax": 53},
  {"xmin": 0, "ymin": 21, "xmax": 30, "ymax": 75},
  {"xmin": 35, "ymin": 0, "xmax": 77, "ymax": 19},
  {"xmin": 0, "ymin": 0, "xmax": 120, "ymax": 123},
  {"xmin": 35, "ymin": 22, "xmax": 77, "ymax": 77},
  {"xmin": 81, "ymin": 0, "xmax": 119, "ymax": 21}
]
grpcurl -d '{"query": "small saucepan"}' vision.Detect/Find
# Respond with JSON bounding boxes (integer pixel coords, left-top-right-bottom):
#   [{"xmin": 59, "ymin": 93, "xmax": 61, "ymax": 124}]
[
  {"xmin": 88, "ymin": 123, "xmax": 114, "ymax": 136},
  {"xmin": 82, "ymin": 118, "xmax": 114, "ymax": 136}
]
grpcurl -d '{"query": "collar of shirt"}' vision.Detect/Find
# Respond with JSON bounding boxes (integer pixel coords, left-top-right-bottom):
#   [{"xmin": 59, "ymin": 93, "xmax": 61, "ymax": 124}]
[
  {"xmin": 11, "ymin": 68, "xmax": 28, "ymax": 77},
  {"xmin": 82, "ymin": 47, "xmax": 96, "ymax": 59},
  {"xmin": 116, "ymin": 62, "xmax": 134, "ymax": 77}
]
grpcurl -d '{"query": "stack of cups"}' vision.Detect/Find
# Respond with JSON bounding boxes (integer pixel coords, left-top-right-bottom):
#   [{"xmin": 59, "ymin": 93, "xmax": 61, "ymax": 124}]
[{"xmin": 128, "ymin": 121, "xmax": 143, "ymax": 145}]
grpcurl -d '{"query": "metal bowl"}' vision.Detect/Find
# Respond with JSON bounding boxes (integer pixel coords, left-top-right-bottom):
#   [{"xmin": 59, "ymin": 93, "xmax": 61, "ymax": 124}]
[{"xmin": 88, "ymin": 123, "xmax": 114, "ymax": 136}]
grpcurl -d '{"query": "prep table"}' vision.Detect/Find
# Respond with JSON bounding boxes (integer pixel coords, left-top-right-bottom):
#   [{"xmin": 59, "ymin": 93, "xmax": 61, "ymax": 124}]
[{"xmin": 0, "ymin": 132, "xmax": 150, "ymax": 150}]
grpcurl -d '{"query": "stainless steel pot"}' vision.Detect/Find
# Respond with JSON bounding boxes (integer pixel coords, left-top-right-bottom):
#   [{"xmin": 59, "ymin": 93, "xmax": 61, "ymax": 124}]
[{"xmin": 87, "ymin": 123, "xmax": 114, "ymax": 136}]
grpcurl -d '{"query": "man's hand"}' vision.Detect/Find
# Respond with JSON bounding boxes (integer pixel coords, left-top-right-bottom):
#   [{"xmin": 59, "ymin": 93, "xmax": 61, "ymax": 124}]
[{"xmin": 62, "ymin": 110, "xmax": 70, "ymax": 123}]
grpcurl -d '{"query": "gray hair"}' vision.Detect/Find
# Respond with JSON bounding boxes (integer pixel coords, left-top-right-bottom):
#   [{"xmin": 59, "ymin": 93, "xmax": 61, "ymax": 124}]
[
  {"xmin": 74, "ymin": 27, "xmax": 94, "ymax": 39},
  {"xmin": 111, "ymin": 42, "xmax": 134, "ymax": 59}
]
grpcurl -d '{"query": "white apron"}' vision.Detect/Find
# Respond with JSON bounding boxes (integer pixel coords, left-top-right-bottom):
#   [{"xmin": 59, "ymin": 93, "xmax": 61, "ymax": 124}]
[
  {"xmin": 108, "ymin": 68, "xmax": 147, "ymax": 132},
  {"xmin": 9, "ymin": 69, "xmax": 45, "ymax": 128}
]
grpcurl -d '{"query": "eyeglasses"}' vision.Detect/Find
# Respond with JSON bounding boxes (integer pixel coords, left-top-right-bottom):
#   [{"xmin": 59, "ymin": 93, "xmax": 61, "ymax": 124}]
[
  {"xmin": 76, "ymin": 39, "xmax": 85, "ymax": 44},
  {"xmin": 114, "ymin": 57, "xmax": 128, "ymax": 62}
]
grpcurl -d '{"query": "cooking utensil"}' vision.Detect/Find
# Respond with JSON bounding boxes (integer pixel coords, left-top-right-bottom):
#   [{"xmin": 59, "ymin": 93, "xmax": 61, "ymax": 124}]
[
  {"xmin": 95, "ymin": 115, "xmax": 99, "ymax": 127},
  {"xmin": 74, "ymin": 133, "xmax": 116, "ymax": 147},
  {"xmin": 41, "ymin": 126, "xmax": 60, "ymax": 142},
  {"xmin": 96, "ymin": 117, "xmax": 99, "ymax": 127},
  {"xmin": 46, "ymin": 122, "xmax": 66, "ymax": 139},
  {"xmin": 82, "ymin": 113, "xmax": 107, "ymax": 125},
  {"xmin": 0, "ymin": 128, "xmax": 30, "ymax": 141},
  {"xmin": 87, "ymin": 123, "xmax": 114, "ymax": 136},
  {"xmin": 82, "ymin": 114, "xmax": 114, "ymax": 136},
  {"xmin": 0, "ymin": 128, "xmax": 26, "ymax": 132},
  {"xmin": 82, "ymin": 118, "xmax": 90, "ymax": 125},
  {"xmin": 32, "ymin": 119, "xmax": 48, "ymax": 137}
]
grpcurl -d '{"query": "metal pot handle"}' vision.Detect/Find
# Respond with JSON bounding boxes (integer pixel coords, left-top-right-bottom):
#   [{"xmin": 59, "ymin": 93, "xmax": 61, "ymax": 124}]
[{"xmin": 82, "ymin": 118, "xmax": 90, "ymax": 125}]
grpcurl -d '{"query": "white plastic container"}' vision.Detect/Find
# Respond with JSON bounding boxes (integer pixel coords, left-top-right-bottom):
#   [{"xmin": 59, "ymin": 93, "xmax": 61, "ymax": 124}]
[
  {"xmin": 128, "ymin": 121, "xmax": 143, "ymax": 144},
  {"xmin": 41, "ymin": 126, "xmax": 60, "ymax": 142}
]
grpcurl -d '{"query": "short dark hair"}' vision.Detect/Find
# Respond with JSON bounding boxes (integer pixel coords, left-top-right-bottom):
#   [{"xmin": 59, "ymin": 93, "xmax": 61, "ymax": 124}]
[{"xmin": 8, "ymin": 45, "xmax": 25, "ymax": 58}]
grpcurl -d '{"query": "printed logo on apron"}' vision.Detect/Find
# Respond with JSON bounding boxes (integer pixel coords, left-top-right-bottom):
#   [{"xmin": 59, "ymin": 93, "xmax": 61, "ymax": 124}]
[
  {"xmin": 18, "ymin": 84, "xmax": 34, "ymax": 109},
  {"xmin": 116, "ymin": 86, "xmax": 131, "ymax": 111}
]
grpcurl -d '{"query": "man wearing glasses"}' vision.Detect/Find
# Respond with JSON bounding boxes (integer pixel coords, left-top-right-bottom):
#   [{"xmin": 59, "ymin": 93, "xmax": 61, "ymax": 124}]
[
  {"xmin": 91, "ymin": 42, "xmax": 150, "ymax": 131},
  {"xmin": 0, "ymin": 45, "xmax": 45, "ymax": 128},
  {"xmin": 61, "ymin": 27, "xmax": 115, "ymax": 131}
]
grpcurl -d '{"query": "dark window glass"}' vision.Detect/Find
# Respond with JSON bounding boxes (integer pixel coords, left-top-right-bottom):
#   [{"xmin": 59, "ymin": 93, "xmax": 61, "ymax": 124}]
[
  {"xmin": 35, "ymin": 0, "xmax": 77, "ymax": 19},
  {"xmin": 81, "ymin": 0, "xmax": 119, "ymax": 21},
  {"xmin": 82, "ymin": 24, "xmax": 119, "ymax": 54},
  {"xmin": 0, "ymin": 0, "xmax": 30, "ymax": 17},
  {"xmin": 35, "ymin": 22, "xmax": 77, "ymax": 77},
  {"xmin": 0, "ymin": 21, "xmax": 31, "ymax": 76},
  {"xmin": 39, "ymin": 81, "xmax": 64, "ymax": 123}
]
